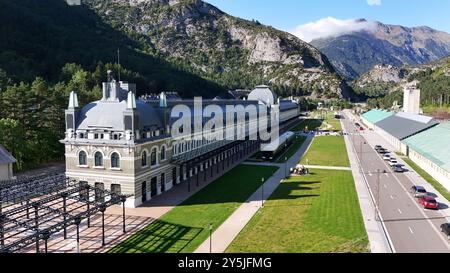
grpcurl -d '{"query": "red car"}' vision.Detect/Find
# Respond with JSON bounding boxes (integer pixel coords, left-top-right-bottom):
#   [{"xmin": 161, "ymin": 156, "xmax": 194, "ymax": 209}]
[{"xmin": 419, "ymin": 196, "xmax": 439, "ymax": 210}]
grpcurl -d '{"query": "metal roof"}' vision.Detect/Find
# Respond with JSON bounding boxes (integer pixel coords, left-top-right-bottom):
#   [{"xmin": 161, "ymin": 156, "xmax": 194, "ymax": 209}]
[
  {"xmin": 362, "ymin": 109, "xmax": 394, "ymax": 124},
  {"xmin": 76, "ymin": 100, "xmax": 163, "ymax": 131},
  {"xmin": 403, "ymin": 122, "xmax": 450, "ymax": 173},
  {"xmin": 0, "ymin": 145, "xmax": 16, "ymax": 165},
  {"xmin": 375, "ymin": 112, "xmax": 439, "ymax": 140}
]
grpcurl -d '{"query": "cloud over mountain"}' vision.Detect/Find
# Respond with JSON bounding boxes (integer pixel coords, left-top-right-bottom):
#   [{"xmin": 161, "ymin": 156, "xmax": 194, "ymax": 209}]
[
  {"xmin": 367, "ymin": 0, "xmax": 382, "ymax": 6},
  {"xmin": 290, "ymin": 17, "xmax": 376, "ymax": 43}
]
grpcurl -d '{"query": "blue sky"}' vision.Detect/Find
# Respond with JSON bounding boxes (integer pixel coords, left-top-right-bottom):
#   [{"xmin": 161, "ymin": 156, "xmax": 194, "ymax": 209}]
[{"xmin": 205, "ymin": 0, "xmax": 450, "ymax": 40}]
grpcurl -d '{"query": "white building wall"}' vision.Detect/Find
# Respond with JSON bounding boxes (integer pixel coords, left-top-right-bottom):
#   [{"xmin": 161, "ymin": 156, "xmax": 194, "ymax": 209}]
[
  {"xmin": 374, "ymin": 126, "xmax": 402, "ymax": 152},
  {"xmin": 408, "ymin": 149, "xmax": 450, "ymax": 191},
  {"xmin": 0, "ymin": 164, "xmax": 9, "ymax": 180},
  {"xmin": 361, "ymin": 117, "xmax": 375, "ymax": 130}
]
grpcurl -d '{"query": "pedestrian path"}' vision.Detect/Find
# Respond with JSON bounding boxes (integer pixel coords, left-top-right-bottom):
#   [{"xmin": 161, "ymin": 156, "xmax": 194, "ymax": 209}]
[
  {"xmin": 194, "ymin": 135, "xmax": 314, "ymax": 253},
  {"xmin": 341, "ymin": 111, "xmax": 392, "ymax": 253}
]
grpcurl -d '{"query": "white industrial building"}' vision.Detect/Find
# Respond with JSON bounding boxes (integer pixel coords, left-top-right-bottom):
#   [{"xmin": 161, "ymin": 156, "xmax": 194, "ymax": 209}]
[{"xmin": 0, "ymin": 145, "xmax": 16, "ymax": 181}]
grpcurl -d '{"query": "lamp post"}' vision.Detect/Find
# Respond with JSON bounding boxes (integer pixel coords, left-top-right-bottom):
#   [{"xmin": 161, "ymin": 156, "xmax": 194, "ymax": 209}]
[
  {"xmin": 74, "ymin": 216, "xmax": 82, "ymax": 253},
  {"xmin": 285, "ymin": 157, "xmax": 288, "ymax": 178},
  {"xmin": 120, "ymin": 195, "xmax": 127, "ymax": 234},
  {"xmin": 261, "ymin": 177, "xmax": 265, "ymax": 208},
  {"xmin": 209, "ymin": 223, "xmax": 213, "ymax": 254}
]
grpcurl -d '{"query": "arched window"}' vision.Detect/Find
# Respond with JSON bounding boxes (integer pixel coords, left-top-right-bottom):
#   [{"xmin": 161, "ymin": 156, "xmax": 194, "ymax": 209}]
[
  {"xmin": 111, "ymin": 152, "xmax": 120, "ymax": 168},
  {"xmin": 151, "ymin": 148, "xmax": 157, "ymax": 166},
  {"xmin": 161, "ymin": 146, "xmax": 166, "ymax": 161},
  {"xmin": 142, "ymin": 151, "xmax": 147, "ymax": 167},
  {"xmin": 79, "ymin": 151, "xmax": 87, "ymax": 166},
  {"xmin": 94, "ymin": 152, "xmax": 103, "ymax": 167}
]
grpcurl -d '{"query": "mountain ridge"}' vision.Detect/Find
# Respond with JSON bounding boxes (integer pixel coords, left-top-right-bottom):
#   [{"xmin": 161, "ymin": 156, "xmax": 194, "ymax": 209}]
[
  {"xmin": 311, "ymin": 19, "xmax": 450, "ymax": 80},
  {"xmin": 84, "ymin": 0, "xmax": 354, "ymax": 99}
]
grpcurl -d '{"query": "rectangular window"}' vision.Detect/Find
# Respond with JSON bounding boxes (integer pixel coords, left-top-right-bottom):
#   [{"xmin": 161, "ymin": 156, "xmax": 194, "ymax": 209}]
[
  {"xmin": 95, "ymin": 182, "xmax": 105, "ymax": 203},
  {"xmin": 79, "ymin": 181, "xmax": 89, "ymax": 201},
  {"xmin": 111, "ymin": 184, "xmax": 122, "ymax": 204}
]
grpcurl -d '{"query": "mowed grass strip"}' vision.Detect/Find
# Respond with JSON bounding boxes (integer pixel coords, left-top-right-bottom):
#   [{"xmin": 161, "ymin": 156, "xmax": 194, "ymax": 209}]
[
  {"xmin": 108, "ymin": 165, "xmax": 278, "ymax": 253},
  {"xmin": 276, "ymin": 136, "xmax": 307, "ymax": 163},
  {"xmin": 320, "ymin": 112, "xmax": 342, "ymax": 131},
  {"xmin": 226, "ymin": 169, "xmax": 369, "ymax": 253},
  {"xmin": 301, "ymin": 136, "xmax": 350, "ymax": 167},
  {"xmin": 403, "ymin": 158, "xmax": 450, "ymax": 202},
  {"xmin": 292, "ymin": 119, "xmax": 323, "ymax": 132}
]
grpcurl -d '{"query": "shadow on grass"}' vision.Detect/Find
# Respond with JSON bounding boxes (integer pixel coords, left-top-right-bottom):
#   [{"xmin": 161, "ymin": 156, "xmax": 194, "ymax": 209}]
[
  {"xmin": 108, "ymin": 219, "xmax": 203, "ymax": 253},
  {"xmin": 268, "ymin": 182, "xmax": 321, "ymax": 202}
]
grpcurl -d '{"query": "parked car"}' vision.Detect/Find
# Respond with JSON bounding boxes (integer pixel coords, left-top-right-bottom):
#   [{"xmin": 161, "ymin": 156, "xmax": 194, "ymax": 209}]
[
  {"xmin": 383, "ymin": 154, "xmax": 391, "ymax": 161},
  {"xmin": 411, "ymin": 186, "xmax": 428, "ymax": 198},
  {"xmin": 388, "ymin": 158, "xmax": 398, "ymax": 166},
  {"xmin": 440, "ymin": 223, "xmax": 450, "ymax": 240},
  {"xmin": 378, "ymin": 148, "xmax": 389, "ymax": 154},
  {"xmin": 393, "ymin": 164, "xmax": 405, "ymax": 173},
  {"xmin": 419, "ymin": 196, "xmax": 439, "ymax": 210},
  {"xmin": 375, "ymin": 145, "xmax": 383, "ymax": 151}
]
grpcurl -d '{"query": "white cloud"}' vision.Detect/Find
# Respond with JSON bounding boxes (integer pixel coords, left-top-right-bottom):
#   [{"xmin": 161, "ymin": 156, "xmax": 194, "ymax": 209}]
[
  {"xmin": 367, "ymin": 0, "xmax": 382, "ymax": 6},
  {"xmin": 290, "ymin": 17, "xmax": 377, "ymax": 42}
]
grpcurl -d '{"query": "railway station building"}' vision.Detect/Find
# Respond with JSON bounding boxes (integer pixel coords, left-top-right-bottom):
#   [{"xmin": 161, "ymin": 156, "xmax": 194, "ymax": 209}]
[{"xmin": 61, "ymin": 74, "xmax": 301, "ymax": 207}]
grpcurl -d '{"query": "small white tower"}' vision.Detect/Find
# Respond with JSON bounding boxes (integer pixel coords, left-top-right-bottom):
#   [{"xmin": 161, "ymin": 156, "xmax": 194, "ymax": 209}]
[
  {"xmin": 66, "ymin": 0, "xmax": 81, "ymax": 6},
  {"xmin": 403, "ymin": 82, "xmax": 421, "ymax": 115}
]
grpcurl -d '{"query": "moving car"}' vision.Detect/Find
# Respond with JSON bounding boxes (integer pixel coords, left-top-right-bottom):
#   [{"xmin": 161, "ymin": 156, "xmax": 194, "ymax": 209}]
[
  {"xmin": 419, "ymin": 196, "xmax": 439, "ymax": 210},
  {"xmin": 410, "ymin": 186, "xmax": 428, "ymax": 198},
  {"xmin": 440, "ymin": 223, "xmax": 450, "ymax": 240},
  {"xmin": 393, "ymin": 164, "xmax": 405, "ymax": 173}
]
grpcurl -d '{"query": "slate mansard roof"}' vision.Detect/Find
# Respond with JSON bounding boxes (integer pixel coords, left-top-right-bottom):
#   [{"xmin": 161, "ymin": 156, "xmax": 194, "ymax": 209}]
[
  {"xmin": 0, "ymin": 145, "xmax": 16, "ymax": 165},
  {"xmin": 76, "ymin": 100, "xmax": 163, "ymax": 131}
]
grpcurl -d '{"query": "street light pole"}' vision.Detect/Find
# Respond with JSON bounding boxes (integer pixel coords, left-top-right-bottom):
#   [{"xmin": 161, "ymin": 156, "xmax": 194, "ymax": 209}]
[
  {"xmin": 285, "ymin": 157, "xmax": 288, "ymax": 178},
  {"xmin": 261, "ymin": 177, "xmax": 265, "ymax": 208},
  {"xmin": 209, "ymin": 223, "xmax": 213, "ymax": 254}
]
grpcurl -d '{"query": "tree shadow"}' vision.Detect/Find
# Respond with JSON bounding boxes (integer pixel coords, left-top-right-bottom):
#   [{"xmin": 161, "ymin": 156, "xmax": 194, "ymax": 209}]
[{"xmin": 108, "ymin": 219, "xmax": 203, "ymax": 253}]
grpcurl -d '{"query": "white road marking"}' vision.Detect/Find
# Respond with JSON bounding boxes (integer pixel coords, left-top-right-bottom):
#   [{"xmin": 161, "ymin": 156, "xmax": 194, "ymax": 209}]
[
  {"xmin": 390, "ymin": 195, "xmax": 394, "ymax": 200},
  {"xmin": 385, "ymin": 173, "xmax": 389, "ymax": 177},
  {"xmin": 409, "ymin": 227, "xmax": 414, "ymax": 234},
  {"xmin": 384, "ymin": 184, "xmax": 388, "ymax": 189},
  {"xmin": 398, "ymin": 208, "xmax": 403, "ymax": 214}
]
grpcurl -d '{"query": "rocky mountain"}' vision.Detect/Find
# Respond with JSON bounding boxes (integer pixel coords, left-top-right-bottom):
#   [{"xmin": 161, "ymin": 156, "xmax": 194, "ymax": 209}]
[
  {"xmin": 83, "ymin": 0, "xmax": 353, "ymax": 99},
  {"xmin": 311, "ymin": 20, "xmax": 450, "ymax": 80},
  {"xmin": 355, "ymin": 57, "xmax": 450, "ymax": 110}
]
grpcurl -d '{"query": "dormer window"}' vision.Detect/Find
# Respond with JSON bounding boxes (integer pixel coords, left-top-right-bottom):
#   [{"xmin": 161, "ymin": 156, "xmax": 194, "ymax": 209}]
[{"xmin": 94, "ymin": 133, "xmax": 99, "ymax": 139}]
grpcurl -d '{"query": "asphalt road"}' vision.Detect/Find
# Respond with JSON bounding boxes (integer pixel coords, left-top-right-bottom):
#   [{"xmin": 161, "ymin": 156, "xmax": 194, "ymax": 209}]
[{"xmin": 342, "ymin": 111, "xmax": 450, "ymax": 253}]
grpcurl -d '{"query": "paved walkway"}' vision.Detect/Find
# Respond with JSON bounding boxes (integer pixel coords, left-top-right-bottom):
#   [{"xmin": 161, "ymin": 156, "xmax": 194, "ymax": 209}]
[
  {"xmin": 341, "ymin": 112, "xmax": 392, "ymax": 253},
  {"xmin": 195, "ymin": 135, "xmax": 314, "ymax": 253}
]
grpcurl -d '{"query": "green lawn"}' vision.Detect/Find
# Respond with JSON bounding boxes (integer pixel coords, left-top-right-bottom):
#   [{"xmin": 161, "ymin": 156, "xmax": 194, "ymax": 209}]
[
  {"xmin": 291, "ymin": 119, "xmax": 323, "ymax": 132},
  {"xmin": 226, "ymin": 169, "xmax": 369, "ymax": 253},
  {"xmin": 276, "ymin": 136, "xmax": 307, "ymax": 163},
  {"xmin": 300, "ymin": 136, "xmax": 350, "ymax": 167},
  {"xmin": 403, "ymin": 158, "xmax": 450, "ymax": 202},
  {"xmin": 320, "ymin": 112, "xmax": 342, "ymax": 131},
  {"xmin": 108, "ymin": 165, "xmax": 279, "ymax": 253}
]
